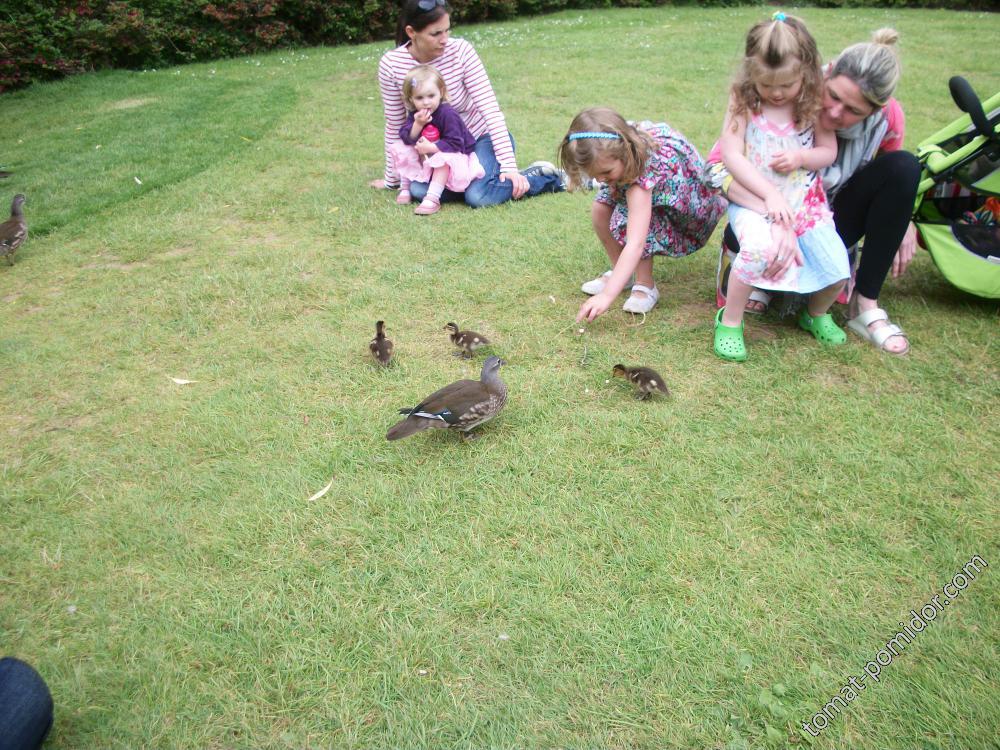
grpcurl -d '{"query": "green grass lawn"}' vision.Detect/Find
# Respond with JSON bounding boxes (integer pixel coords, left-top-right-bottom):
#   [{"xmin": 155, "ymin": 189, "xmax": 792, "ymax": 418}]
[{"xmin": 2, "ymin": 6, "xmax": 998, "ymax": 749}]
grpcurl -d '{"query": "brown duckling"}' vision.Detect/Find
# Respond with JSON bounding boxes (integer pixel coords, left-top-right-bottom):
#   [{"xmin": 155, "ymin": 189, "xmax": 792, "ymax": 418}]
[
  {"xmin": 445, "ymin": 321, "xmax": 491, "ymax": 358},
  {"xmin": 0, "ymin": 194, "xmax": 27, "ymax": 266},
  {"xmin": 369, "ymin": 320, "xmax": 394, "ymax": 366},
  {"xmin": 387, "ymin": 356, "xmax": 507, "ymax": 441},
  {"xmin": 612, "ymin": 364, "xmax": 669, "ymax": 400}
]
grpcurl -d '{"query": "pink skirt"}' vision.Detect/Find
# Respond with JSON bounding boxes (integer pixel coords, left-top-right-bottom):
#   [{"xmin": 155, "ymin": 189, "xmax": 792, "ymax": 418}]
[{"xmin": 389, "ymin": 143, "xmax": 485, "ymax": 192}]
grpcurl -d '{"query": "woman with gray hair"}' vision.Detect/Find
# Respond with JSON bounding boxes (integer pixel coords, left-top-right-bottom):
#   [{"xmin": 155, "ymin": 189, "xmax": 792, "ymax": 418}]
[{"xmin": 718, "ymin": 29, "xmax": 920, "ymax": 354}]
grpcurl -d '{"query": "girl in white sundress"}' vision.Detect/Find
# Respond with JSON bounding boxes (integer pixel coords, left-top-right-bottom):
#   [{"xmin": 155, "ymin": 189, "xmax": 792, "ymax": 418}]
[{"xmin": 713, "ymin": 11, "xmax": 850, "ymax": 361}]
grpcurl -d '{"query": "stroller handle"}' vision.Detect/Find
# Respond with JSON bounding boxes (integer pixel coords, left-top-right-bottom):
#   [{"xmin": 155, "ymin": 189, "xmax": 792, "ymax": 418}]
[{"xmin": 949, "ymin": 76, "xmax": 995, "ymax": 141}]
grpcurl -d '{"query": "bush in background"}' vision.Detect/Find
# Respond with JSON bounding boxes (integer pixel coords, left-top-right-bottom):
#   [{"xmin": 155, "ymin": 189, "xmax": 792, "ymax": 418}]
[{"xmin": 0, "ymin": 0, "xmax": 992, "ymax": 92}]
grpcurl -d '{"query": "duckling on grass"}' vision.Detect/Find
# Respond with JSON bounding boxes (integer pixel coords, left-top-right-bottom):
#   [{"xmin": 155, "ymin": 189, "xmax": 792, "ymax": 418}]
[
  {"xmin": 612, "ymin": 364, "xmax": 669, "ymax": 400},
  {"xmin": 369, "ymin": 320, "xmax": 394, "ymax": 366},
  {"xmin": 445, "ymin": 322, "xmax": 491, "ymax": 358},
  {"xmin": 0, "ymin": 194, "xmax": 27, "ymax": 266}
]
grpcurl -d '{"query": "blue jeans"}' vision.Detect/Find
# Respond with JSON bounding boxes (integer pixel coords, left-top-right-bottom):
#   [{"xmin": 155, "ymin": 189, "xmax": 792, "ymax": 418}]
[
  {"xmin": 0, "ymin": 658, "xmax": 54, "ymax": 750},
  {"xmin": 409, "ymin": 132, "xmax": 563, "ymax": 208}
]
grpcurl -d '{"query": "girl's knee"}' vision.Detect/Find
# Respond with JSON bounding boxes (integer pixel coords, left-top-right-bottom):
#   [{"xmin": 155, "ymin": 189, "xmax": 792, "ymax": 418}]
[
  {"xmin": 591, "ymin": 202, "xmax": 612, "ymax": 227},
  {"xmin": 734, "ymin": 238, "xmax": 770, "ymax": 268},
  {"xmin": 731, "ymin": 253, "xmax": 768, "ymax": 281}
]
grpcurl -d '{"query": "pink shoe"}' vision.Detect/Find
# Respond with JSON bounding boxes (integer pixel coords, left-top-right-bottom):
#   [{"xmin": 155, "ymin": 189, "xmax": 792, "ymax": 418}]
[
  {"xmin": 396, "ymin": 189, "xmax": 411, "ymax": 205},
  {"xmin": 414, "ymin": 197, "xmax": 440, "ymax": 215}
]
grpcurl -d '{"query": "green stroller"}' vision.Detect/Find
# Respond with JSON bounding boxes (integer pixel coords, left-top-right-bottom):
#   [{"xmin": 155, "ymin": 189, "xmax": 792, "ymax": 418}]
[{"xmin": 913, "ymin": 76, "xmax": 1000, "ymax": 299}]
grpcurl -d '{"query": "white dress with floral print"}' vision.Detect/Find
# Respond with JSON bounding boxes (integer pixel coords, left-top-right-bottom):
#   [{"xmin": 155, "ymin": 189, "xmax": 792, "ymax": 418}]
[{"xmin": 729, "ymin": 114, "xmax": 850, "ymax": 293}]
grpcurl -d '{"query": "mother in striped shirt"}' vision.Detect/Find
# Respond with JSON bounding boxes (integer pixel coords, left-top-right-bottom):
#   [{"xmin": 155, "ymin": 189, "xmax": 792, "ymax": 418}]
[{"xmin": 371, "ymin": 0, "xmax": 565, "ymax": 207}]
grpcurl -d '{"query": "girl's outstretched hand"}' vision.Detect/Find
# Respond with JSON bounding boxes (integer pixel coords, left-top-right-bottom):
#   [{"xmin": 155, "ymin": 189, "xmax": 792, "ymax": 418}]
[
  {"xmin": 369, "ymin": 178, "xmax": 388, "ymax": 189},
  {"xmin": 769, "ymin": 150, "xmax": 803, "ymax": 174},
  {"xmin": 577, "ymin": 293, "xmax": 613, "ymax": 323}
]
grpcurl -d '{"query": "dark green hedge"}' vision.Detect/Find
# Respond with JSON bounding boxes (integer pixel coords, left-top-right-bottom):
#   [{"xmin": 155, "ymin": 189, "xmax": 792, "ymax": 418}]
[{"xmin": 0, "ymin": 0, "xmax": 992, "ymax": 92}]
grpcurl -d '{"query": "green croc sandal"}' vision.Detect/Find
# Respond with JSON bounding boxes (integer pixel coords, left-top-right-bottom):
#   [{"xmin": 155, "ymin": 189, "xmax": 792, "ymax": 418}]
[
  {"xmin": 714, "ymin": 308, "xmax": 747, "ymax": 361},
  {"xmin": 798, "ymin": 309, "xmax": 847, "ymax": 345}
]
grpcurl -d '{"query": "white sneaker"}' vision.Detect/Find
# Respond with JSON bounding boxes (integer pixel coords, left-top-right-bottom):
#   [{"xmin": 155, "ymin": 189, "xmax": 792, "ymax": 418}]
[
  {"xmin": 580, "ymin": 270, "xmax": 634, "ymax": 296},
  {"xmin": 622, "ymin": 284, "xmax": 659, "ymax": 313}
]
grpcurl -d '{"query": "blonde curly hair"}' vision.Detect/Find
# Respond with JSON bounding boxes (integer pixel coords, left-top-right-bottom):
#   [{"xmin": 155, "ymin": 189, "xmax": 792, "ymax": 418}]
[{"xmin": 729, "ymin": 14, "xmax": 823, "ymax": 130}]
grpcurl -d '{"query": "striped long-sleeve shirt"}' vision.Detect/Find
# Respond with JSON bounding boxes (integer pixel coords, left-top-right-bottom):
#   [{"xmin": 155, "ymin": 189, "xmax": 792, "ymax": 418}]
[{"xmin": 378, "ymin": 38, "xmax": 516, "ymax": 186}]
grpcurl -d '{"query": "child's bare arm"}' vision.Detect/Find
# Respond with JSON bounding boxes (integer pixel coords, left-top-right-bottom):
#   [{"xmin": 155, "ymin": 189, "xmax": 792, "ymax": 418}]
[
  {"xmin": 720, "ymin": 105, "xmax": 777, "ymax": 204},
  {"xmin": 577, "ymin": 186, "xmax": 652, "ymax": 322},
  {"xmin": 720, "ymin": 102, "xmax": 793, "ymax": 223},
  {"xmin": 610, "ymin": 185, "xmax": 651, "ymax": 290},
  {"xmin": 770, "ymin": 124, "xmax": 838, "ymax": 173},
  {"xmin": 408, "ymin": 108, "xmax": 432, "ymax": 142},
  {"xmin": 805, "ymin": 123, "xmax": 838, "ymax": 169}
]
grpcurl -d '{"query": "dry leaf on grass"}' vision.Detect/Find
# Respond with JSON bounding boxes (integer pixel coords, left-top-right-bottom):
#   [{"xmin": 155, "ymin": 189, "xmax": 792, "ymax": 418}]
[{"xmin": 306, "ymin": 477, "xmax": 335, "ymax": 502}]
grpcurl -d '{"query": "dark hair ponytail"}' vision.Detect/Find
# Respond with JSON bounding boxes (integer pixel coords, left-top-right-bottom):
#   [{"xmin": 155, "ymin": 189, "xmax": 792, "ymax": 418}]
[{"xmin": 395, "ymin": 0, "xmax": 452, "ymax": 47}]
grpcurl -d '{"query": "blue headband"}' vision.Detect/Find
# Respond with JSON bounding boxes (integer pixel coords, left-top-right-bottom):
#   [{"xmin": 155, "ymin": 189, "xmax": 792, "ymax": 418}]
[{"xmin": 568, "ymin": 132, "xmax": 620, "ymax": 141}]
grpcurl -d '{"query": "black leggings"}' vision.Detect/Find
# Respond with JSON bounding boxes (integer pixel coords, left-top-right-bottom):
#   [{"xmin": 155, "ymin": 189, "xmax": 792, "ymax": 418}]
[
  {"xmin": 724, "ymin": 150, "xmax": 922, "ymax": 300},
  {"xmin": 831, "ymin": 150, "xmax": 921, "ymax": 299}
]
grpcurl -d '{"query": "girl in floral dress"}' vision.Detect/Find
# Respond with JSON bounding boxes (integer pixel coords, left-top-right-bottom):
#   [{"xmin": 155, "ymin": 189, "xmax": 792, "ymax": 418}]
[
  {"xmin": 558, "ymin": 107, "xmax": 725, "ymax": 322},
  {"xmin": 713, "ymin": 12, "xmax": 851, "ymax": 361}
]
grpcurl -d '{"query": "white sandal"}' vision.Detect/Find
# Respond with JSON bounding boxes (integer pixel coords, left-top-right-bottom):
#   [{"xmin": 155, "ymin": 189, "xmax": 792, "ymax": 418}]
[
  {"xmin": 622, "ymin": 284, "xmax": 659, "ymax": 314},
  {"xmin": 581, "ymin": 270, "xmax": 634, "ymax": 296},
  {"xmin": 846, "ymin": 307, "xmax": 909, "ymax": 355},
  {"xmin": 745, "ymin": 289, "xmax": 772, "ymax": 315}
]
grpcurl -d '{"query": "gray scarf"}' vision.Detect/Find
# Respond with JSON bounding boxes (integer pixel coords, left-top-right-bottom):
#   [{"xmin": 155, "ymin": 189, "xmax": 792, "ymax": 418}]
[{"xmin": 822, "ymin": 109, "xmax": 889, "ymax": 198}]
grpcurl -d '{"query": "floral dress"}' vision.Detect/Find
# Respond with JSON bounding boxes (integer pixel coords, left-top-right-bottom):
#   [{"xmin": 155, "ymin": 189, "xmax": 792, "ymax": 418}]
[
  {"xmin": 595, "ymin": 122, "xmax": 725, "ymax": 259},
  {"xmin": 729, "ymin": 114, "xmax": 850, "ymax": 293}
]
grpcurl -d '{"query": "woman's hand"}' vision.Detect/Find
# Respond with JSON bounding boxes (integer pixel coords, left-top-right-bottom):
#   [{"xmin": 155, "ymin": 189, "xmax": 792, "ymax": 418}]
[
  {"xmin": 891, "ymin": 221, "xmax": 918, "ymax": 278},
  {"xmin": 769, "ymin": 149, "xmax": 803, "ymax": 174},
  {"xmin": 500, "ymin": 171, "xmax": 529, "ymax": 199},
  {"xmin": 763, "ymin": 222, "xmax": 801, "ymax": 279},
  {"xmin": 415, "ymin": 137, "xmax": 438, "ymax": 156},
  {"xmin": 577, "ymin": 292, "xmax": 613, "ymax": 323}
]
